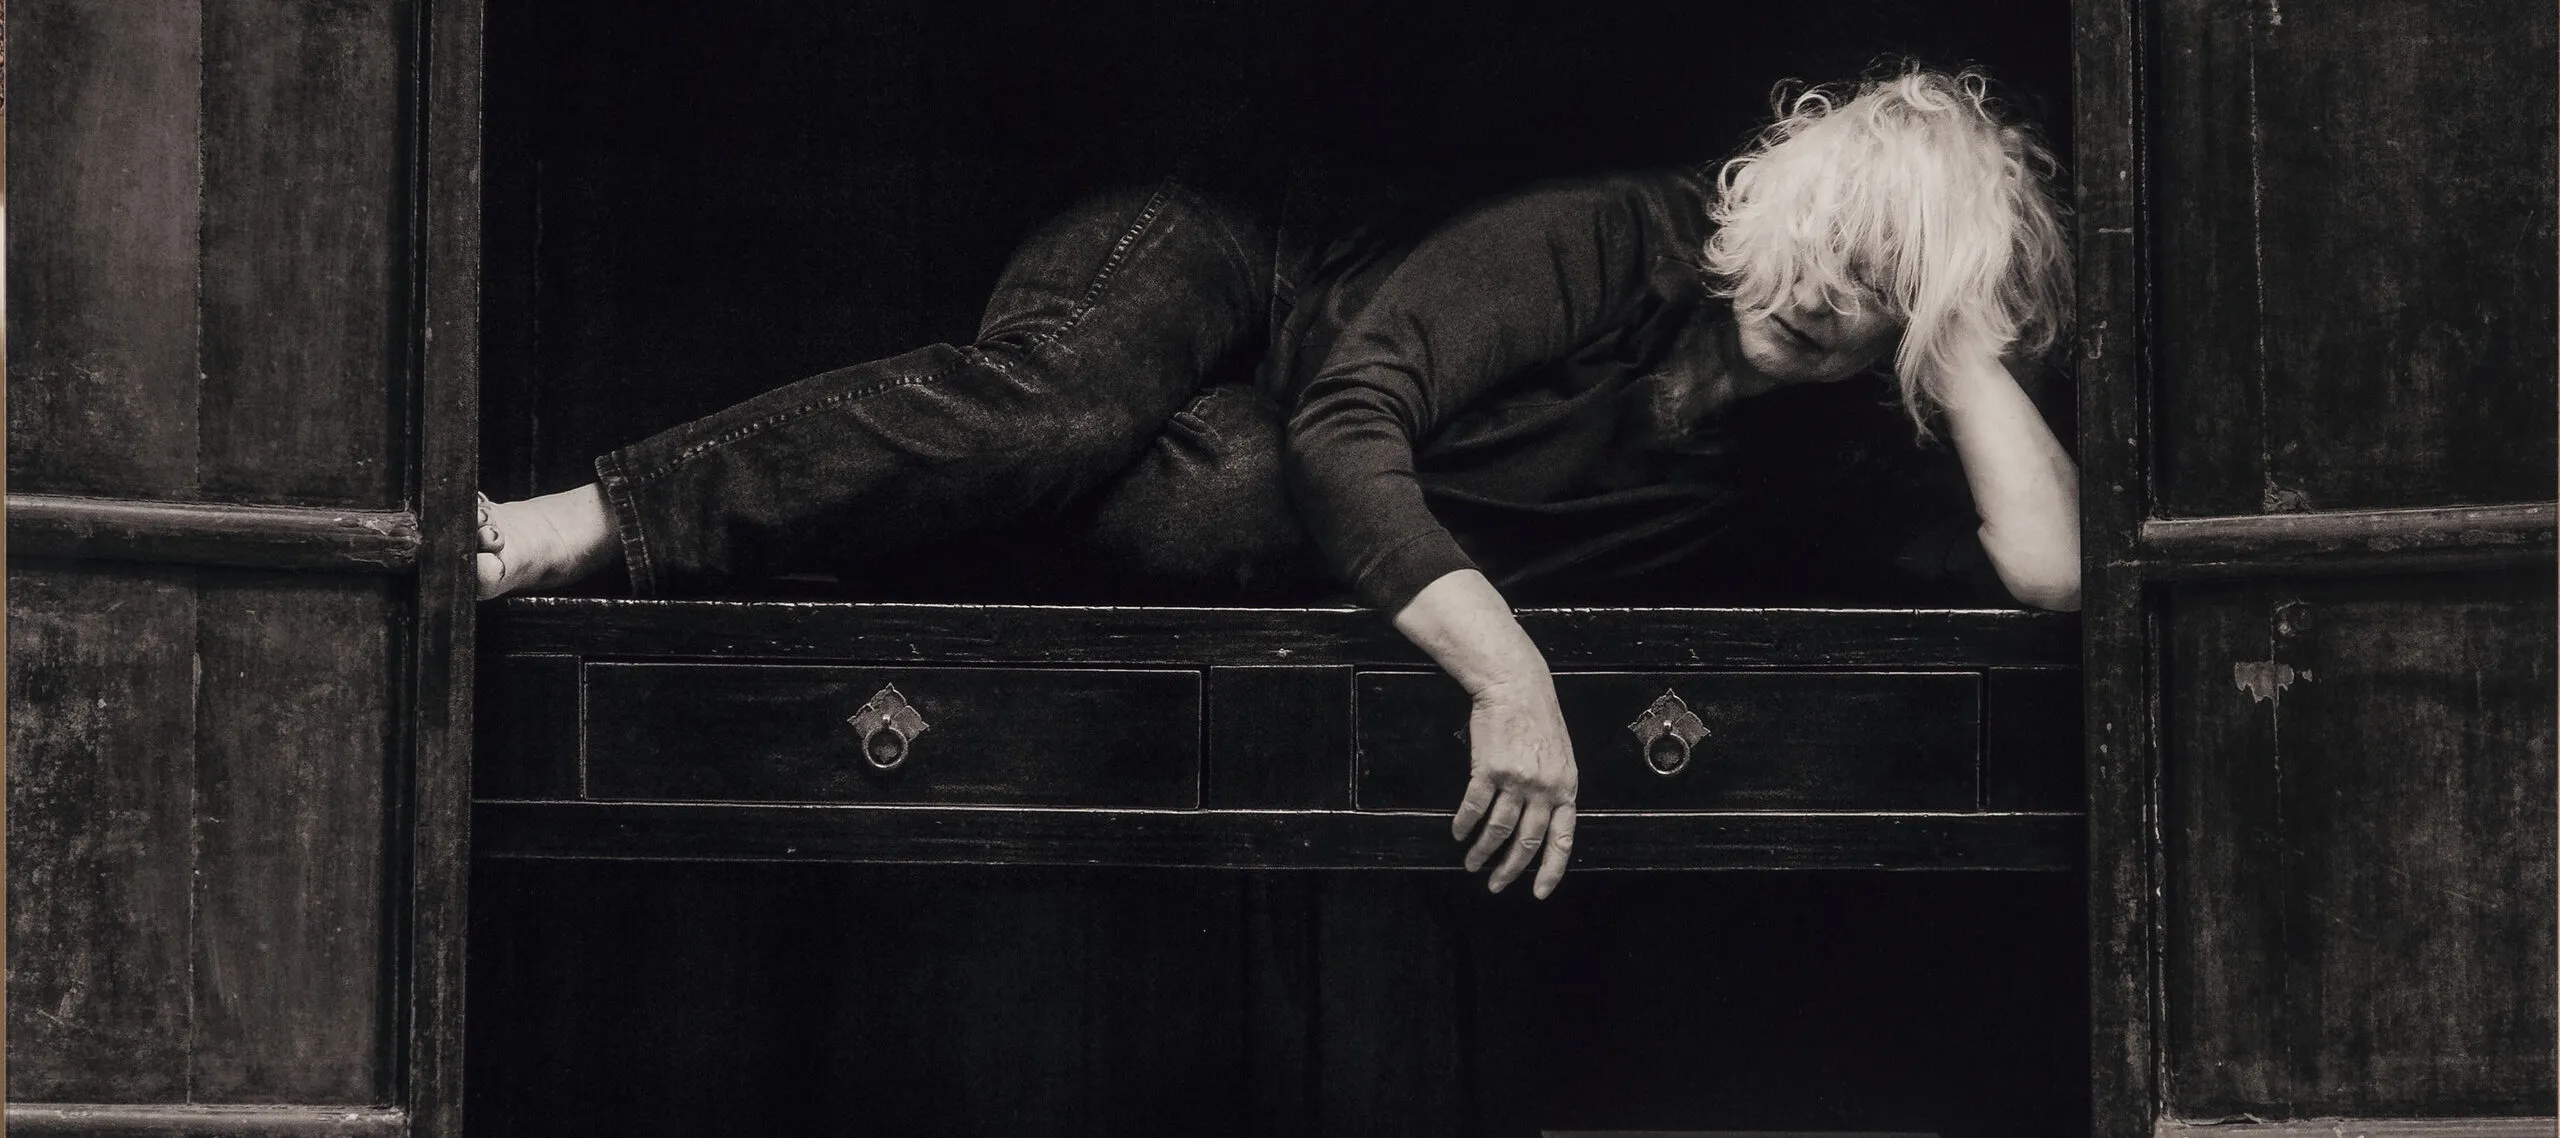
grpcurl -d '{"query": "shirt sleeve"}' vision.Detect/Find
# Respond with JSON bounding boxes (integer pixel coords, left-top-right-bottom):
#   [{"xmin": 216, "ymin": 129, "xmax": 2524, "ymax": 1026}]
[{"xmin": 1282, "ymin": 181, "xmax": 1655, "ymax": 612}]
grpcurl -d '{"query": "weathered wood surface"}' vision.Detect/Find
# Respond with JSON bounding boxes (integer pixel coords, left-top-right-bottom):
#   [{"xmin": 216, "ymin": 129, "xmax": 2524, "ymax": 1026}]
[
  {"xmin": 2164, "ymin": 572, "xmax": 2558, "ymax": 1118},
  {"xmin": 2155, "ymin": 1120, "xmax": 2559, "ymax": 1138},
  {"xmin": 581, "ymin": 662, "xmax": 1202, "ymax": 807},
  {"xmin": 489, "ymin": 598, "xmax": 2081, "ymax": 668},
  {"xmin": 2074, "ymin": 0, "xmax": 2154, "ymax": 1132},
  {"xmin": 198, "ymin": 0, "xmax": 411, "ymax": 506},
  {"xmin": 467, "ymin": 863, "xmax": 1251, "ymax": 1136},
  {"xmin": 412, "ymin": 1, "xmax": 489, "ymax": 1133},
  {"xmin": 2150, "ymin": 0, "xmax": 2559, "ymax": 516},
  {"xmin": 6, "ymin": 566, "xmax": 201, "ymax": 1101},
  {"xmin": 1984, "ymin": 667, "xmax": 2084, "ymax": 812},
  {"xmin": 7, "ymin": 0, "xmax": 204, "ymax": 499},
  {"xmin": 1207, "ymin": 665, "xmax": 1356, "ymax": 810},
  {"xmin": 188, "ymin": 574, "xmax": 400, "ymax": 1101},
  {"xmin": 2141, "ymin": 503, "xmax": 2558, "ymax": 580},
  {"xmin": 5, "ymin": 1103, "xmax": 407, "ymax": 1137},
  {"xmin": 1356, "ymin": 670, "xmax": 1982, "ymax": 813},
  {"xmin": 472, "ymin": 801, "xmax": 2084, "ymax": 871},
  {"xmin": 7, "ymin": 494, "xmax": 420, "ymax": 571}
]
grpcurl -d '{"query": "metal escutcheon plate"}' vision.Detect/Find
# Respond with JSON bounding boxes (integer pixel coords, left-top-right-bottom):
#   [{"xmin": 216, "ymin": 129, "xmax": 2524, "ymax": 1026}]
[
  {"xmin": 1626, "ymin": 690, "xmax": 1711, "ymax": 776},
  {"xmin": 847, "ymin": 685, "xmax": 931, "ymax": 772}
]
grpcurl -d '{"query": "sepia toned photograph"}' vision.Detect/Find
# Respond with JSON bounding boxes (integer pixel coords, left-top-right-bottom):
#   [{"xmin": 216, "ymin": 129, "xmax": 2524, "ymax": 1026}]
[{"xmin": 3, "ymin": 1, "xmax": 2553, "ymax": 1136}]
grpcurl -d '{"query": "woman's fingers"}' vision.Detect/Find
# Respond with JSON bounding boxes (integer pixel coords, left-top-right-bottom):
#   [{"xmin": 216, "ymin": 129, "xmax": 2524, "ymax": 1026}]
[
  {"xmin": 1453, "ymin": 774, "xmax": 1499, "ymax": 842},
  {"xmin": 1531, "ymin": 803, "xmax": 1576, "ymax": 899},
  {"xmin": 1488, "ymin": 799, "xmax": 1552, "ymax": 893},
  {"xmin": 1463, "ymin": 790, "xmax": 1524, "ymax": 874}
]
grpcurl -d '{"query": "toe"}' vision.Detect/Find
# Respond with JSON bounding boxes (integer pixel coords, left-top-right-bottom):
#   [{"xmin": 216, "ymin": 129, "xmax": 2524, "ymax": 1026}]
[{"xmin": 476, "ymin": 551, "xmax": 509, "ymax": 601}]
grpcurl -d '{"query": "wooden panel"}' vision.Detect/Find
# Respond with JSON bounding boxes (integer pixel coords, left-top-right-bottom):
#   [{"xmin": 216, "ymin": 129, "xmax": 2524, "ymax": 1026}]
[
  {"xmin": 1983, "ymin": 668, "xmax": 2083, "ymax": 812},
  {"xmin": 197, "ymin": 0, "xmax": 412, "ymax": 506},
  {"xmin": 1357, "ymin": 671, "xmax": 1981, "ymax": 813},
  {"xmin": 2166, "ymin": 571, "xmax": 2559, "ymax": 1117},
  {"xmin": 6, "ymin": 565, "xmax": 200, "ymax": 1101},
  {"xmin": 582, "ymin": 663, "xmax": 1201, "ymax": 807},
  {"xmin": 1314, "ymin": 874, "xmax": 1469, "ymax": 1138},
  {"xmin": 188, "ymin": 574, "xmax": 399, "ymax": 1102},
  {"xmin": 6, "ymin": 0, "xmax": 203, "ymax": 498},
  {"xmin": 2163, "ymin": 584, "xmax": 2290, "ymax": 1114},
  {"xmin": 473, "ymin": 801, "xmax": 2084, "ymax": 871},
  {"xmin": 472, "ymin": 654, "xmax": 581, "ymax": 800},
  {"xmin": 2151, "ymin": 0, "xmax": 2560, "ymax": 514},
  {"xmin": 491, "ymin": 599, "xmax": 2083, "ymax": 669},
  {"xmin": 1206, "ymin": 666, "xmax": 1353, "ymax": 809},
  {"xmin": 466, "ymin": 862, "xmax": 1249, "ymax": 1136}
]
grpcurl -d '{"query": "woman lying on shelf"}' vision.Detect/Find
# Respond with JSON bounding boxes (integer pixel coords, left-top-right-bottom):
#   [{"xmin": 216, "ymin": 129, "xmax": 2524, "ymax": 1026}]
[{"xmin": 473, "ymin": 64, "xmax": 2080, "ymax": 902}]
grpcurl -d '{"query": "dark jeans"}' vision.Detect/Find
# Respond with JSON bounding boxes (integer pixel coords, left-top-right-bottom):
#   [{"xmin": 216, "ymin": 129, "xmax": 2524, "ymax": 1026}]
[{"xmin": 594, "ymin": 177, "xmax": 1324, "ymax": 600}]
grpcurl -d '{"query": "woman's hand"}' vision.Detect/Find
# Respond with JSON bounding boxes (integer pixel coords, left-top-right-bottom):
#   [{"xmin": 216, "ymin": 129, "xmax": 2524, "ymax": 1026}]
[
  {"xmin": 1391, "ymin": 569, "xmax": 1580, "ymax": 898},
  {"xmin": 1455, "ymin": 675, "xmax": 1579, "ymax": 898}
]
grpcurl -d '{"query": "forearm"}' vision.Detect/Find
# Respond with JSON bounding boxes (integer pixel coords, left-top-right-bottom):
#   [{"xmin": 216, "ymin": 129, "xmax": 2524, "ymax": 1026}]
[
  {"xmin": 1939, "ymin": 363, "xmax": 2081, "ymax": 611},
  {"xmin": 1390, "ymin": 569, "xmax": 1552, "ymax": 699}
]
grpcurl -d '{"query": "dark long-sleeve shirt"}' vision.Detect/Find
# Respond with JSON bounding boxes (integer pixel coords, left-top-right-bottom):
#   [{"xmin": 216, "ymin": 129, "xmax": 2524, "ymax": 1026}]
[{"xmin": 1273, "ymin": 167, "xmax": 2004, "ymax": 613}]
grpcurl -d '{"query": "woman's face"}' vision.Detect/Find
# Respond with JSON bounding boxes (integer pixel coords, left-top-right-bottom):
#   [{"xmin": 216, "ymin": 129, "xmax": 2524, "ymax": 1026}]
[{"xmin": 1732, "ymin": 285, "xmax": 1901, "ymax": 386}]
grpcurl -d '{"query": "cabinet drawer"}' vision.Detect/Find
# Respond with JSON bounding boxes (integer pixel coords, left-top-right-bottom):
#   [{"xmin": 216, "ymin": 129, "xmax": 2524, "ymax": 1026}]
[
  {"xmin": 583, "ymin": 663, "xmax": 1201, "ymax": 807},
  {"xmin": 1356, "ymin": 670, "xmax": 1980, "ymax": 812}
]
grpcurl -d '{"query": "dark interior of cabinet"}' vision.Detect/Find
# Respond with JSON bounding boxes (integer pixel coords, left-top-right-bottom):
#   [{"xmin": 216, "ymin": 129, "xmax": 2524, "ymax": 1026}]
[
  {"xmin": 470, "ymin": 3, "xmax": 2087, "ymax": 1135},
  {"xmin": 478, "ymin": 0, "xmax": 2076, "ymax": 606}
]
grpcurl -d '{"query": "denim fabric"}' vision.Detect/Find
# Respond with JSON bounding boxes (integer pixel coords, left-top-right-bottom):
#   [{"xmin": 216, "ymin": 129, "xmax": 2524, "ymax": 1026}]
[{"xmin": 594, "ymin": 178, "xmax": 1319, "ymax": 597}]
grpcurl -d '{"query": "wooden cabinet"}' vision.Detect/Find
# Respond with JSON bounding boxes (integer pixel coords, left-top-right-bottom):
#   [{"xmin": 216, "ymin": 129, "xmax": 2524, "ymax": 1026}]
[{"xmin": 8, "ymin": 1, "xmax": 2552, "ymax": 1136}]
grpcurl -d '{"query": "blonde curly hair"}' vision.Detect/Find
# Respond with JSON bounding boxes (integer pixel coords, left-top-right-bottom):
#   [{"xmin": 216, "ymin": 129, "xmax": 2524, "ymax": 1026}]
[{"xmin": 1702, "ymin": 65, "xmax": 2071, "ymax": 430}]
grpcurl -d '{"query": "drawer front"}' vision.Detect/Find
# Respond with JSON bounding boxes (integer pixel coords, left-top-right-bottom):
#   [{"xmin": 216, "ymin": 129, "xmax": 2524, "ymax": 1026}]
[
  {"xmin": 1356, "ymin": 670, "xmax": 1980, "ymax": 812},
  {"xmin": 583, "ymin": 663, "xmax": 1200, "ymax": 807}
]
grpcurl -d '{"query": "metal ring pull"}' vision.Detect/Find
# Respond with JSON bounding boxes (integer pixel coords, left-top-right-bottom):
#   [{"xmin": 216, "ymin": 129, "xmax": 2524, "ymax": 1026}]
[
  {"xmin": 847, "ymin": 685, "xmax": 930, "ymax": 772},
  {"xmin": 1627, "ymin": 690, "xmax": 1710, "ymax": 776}
]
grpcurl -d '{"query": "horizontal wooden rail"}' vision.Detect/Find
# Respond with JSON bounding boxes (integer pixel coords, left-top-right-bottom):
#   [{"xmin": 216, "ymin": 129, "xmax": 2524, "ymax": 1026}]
[
  {"xmin": 7, "ymin": 1103, "xmax": 406, "ymax": 1136},
  {"xmin": 7, "ymin": 493, "xmax": 421, "ymax": 572},
  {"xmin": 2139, "ymin": 502, "xmax": 2555, "ymax": 579},
  {"xmin": 2156, "ymin": 1118, "xmax": 2557, "ymax": 1138},
  {"xmin": 490, "ymin": 598, "xmax": 2084, "ymax": 668},
  {"xmin": 473, "ymin": 802, "xmax": 2086, "ymax": 871}
]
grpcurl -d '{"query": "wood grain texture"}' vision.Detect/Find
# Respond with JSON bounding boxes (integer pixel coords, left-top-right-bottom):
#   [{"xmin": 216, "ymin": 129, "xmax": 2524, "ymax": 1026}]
[
  {"xmin": 2156, "ymin": 1120, "xmax": 2558, "ymax": 1138},
  {"xmin": 466, "ymin": 863, "xmax": 1249, "ymax": 1136},
  {"xmin": 2142, "ymin": 503, "xmax": 2558, "ymax": 580},
  {"xmin": 1983, "ymin": 668, "xmax": 2084, "ymax": 812},
  {"xmin": 580, "ymin": 662, "xmax": 1201, "ymax": 807},
  {"xmin": 2151, "ymin": 0, "xmax": 2560, "ymax": 514},
  {"xmin": 188, "ymin": 574, "xmax": 399, "ymax": 1101},
  {"xmin": 7, "ymin": 494, "xmax": 420, "ymax": 571},
  {"xmin": 471, "ymin": 654, "xmax": 579, "ymax": 801},
  {"xmin": 2073, "ymin": 0, "xmax": 2154, "ymax": 1128},
  {"xmin": 1206, "ymin": 666, "xmax": 1355, "ymax": 810},
  {"xmin": 411, "ymin": 0, "xmax": 488, "ymax": 1133},
  {"xmin": 6, "ymin": 0, "xmax": 204, "ymax": 498},
  {"xmin": 1356, "ymin": 670, "xmax": 1981, "ymax": 813},
  {"xmin": 1314, "ymin": 875, "xmax": 1469, "ymax": 1138},
  {"xmin": 2165, "ymin": 573, "xmax": 2559, "ymax": 1117},
  {"xmin": 471, "ymin": 801, "xmax": 2084, "ymax": 871},
  {"xmin": 5, "ymin": 566, "xmax": 200, "ymax": 1101},
  {"xmin": 5, "ymin": 1104, "xmax": 406, "ymax": 1137},
  {"xmin": 488, "ymin": 599, "xmax": 2082, "ymax": 668},
  {"xmin": 198, "ymin": 0, "xmax": 412, "ymax": 506}
]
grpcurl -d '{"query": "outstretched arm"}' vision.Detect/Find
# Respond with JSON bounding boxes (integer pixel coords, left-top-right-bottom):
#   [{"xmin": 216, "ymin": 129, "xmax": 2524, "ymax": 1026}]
[
  {"xmin": 1938, "ymin": 360, "xmax": 2080, "ymax": 611},
  {"xmin": 1391, "ymin": 569, "xmax": 1578, "ymax": 899}
]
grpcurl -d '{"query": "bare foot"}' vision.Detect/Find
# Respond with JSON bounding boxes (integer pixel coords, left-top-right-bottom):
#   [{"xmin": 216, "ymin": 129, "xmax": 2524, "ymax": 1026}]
[{"xmin": 476, "ymin": 484, "xmax": 619, "ymax": 600}]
